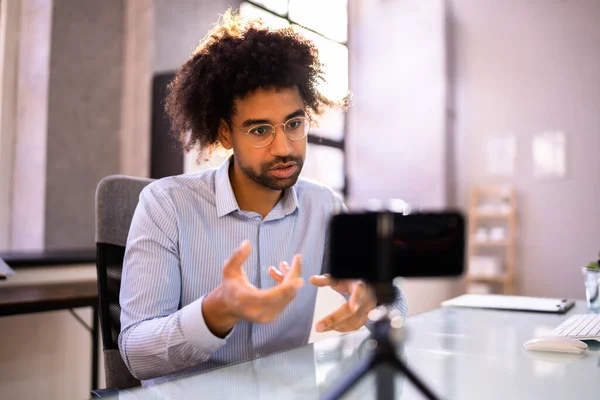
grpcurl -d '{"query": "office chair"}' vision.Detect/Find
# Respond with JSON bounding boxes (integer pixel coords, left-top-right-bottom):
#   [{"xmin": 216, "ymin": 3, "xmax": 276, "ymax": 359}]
[{"xmin": 92, "ymin": 175, "xmax": 154, "ymax": 397}]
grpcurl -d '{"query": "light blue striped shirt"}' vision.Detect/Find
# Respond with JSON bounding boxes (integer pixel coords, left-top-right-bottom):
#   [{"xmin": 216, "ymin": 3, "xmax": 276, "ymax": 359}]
[{"xmin": 119, "ymin": 157, "xmax": 407, "ymax": 384}]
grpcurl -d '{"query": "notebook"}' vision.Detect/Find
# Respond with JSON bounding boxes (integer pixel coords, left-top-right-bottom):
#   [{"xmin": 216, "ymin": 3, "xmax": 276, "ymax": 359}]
[
  {"xmin": 0, "ymin": 257, "xmax": 15, "ymax": 279},
  {"xmin": 441, "ymin": 294, "xmax": 575, "ymax": 314}
]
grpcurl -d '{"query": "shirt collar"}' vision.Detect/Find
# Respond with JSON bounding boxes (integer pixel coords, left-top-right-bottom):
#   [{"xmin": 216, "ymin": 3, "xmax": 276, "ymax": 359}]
[
  {"xmin": 215, "ymin": 157, "xmax": 240, "ymax": 217},
  {"xmin": 267, "ymin": 181, "xmax": 299, "ymax": 221},
  {"xmin": 215, "ymin": 156, "xmax": 299, "ymax": 219}
]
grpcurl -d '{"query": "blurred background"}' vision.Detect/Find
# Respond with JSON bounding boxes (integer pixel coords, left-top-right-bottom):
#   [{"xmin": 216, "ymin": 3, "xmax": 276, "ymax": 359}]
[{"xmin": 1, "ymin": 0, "xmax": 599, "ymax": 398}]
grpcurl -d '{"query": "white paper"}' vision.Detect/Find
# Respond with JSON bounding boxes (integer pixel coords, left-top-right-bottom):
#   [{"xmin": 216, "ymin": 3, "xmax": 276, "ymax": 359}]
[
  {"xmin": 532, "ymin": 132, "xmax": 566, "ymax": 179},
  {"xmin": 0, "ymin": 257, "xmax": 15, "ymax": 277},
  {"xmin": 485, "ymin": 136, "xmax": 516, "ymax": 177}
]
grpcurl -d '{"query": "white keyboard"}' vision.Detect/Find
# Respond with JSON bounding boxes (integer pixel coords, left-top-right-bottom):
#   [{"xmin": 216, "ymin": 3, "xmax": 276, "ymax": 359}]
[{"xmin": 552, "ymin": 314, "xmax": 600, "ymax": 341}]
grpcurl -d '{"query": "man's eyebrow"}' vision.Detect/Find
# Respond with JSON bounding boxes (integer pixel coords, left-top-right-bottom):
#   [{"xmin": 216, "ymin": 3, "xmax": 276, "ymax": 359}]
[
  {"xmin": 285, "ymin": 109, "xmax": 306, "ymax": 120},
  {"xmin": 240, "ymin": 109, "xmax": 306, "ymax": 127},
  {"xmin": 241, "ymin": 118, "xmax": 270, "ymax": 127}
]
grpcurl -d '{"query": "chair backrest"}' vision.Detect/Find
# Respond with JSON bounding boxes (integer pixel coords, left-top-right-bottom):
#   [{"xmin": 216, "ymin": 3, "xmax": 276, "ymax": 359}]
[{"xmin": 95, "ymin": 175, "xmax": 154, "ymax": 389}]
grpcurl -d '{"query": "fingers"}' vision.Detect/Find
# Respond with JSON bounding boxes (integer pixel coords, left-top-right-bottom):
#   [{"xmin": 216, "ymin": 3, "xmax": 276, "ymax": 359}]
[
  {"xmin": 265, "ymin": 256, "xmax": 304, "ymax": 299},
  {"xmin": 315, "ymin": 304, "xmax": 353, "ymax": 332},
  {"xmin": 257, "ymin": 283, "xmax": 298, "ymax": 306},
  {"xmin": 283, "ymin": 255, "xmax": 302, "ymax": 284},
  {"xmin": 227, "ymin": 251, "xmax": 305, "ymax": 324},
  {"xmin": 348, "ymin": 281, "xmax": 367, "ymax": 313},
  {"xmin": 316, "ymin": 304, "xmax": 371, "ymax": 333},
  {"xmin": 315, "ymin": 280, "xmax": 376, "ymax": 333},
  {"xmin": 249, "ymin": 279, "xmax": 302, "ymax": 324},
  {"xmin": 279, "ymin": 261, "xmax": 290, "ymax": 275},
  {"xmin": 333, "ymin": 314, "xmax": 370, "ymax": 333},
  {"xmin": 251, "ymin": 254, "xmax": 303, "ymax": 322},
  {"xmin": 268, "ymin": 266, "xmax": 284, "ymax": 283},
  {"xmin": 223, "ymin": 240, "xmax": 251, "ymax": 277},
  {"xmin": 268, "ymin": 259, "xmax": 298, "ymax": 285},
  {"xmin": 309, "ymin": 274, "xmax": 336, "ymax": 287}
]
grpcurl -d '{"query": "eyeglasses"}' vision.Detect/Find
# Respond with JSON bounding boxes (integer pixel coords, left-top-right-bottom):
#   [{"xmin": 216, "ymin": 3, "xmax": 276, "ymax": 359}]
[{"xmin": 231, "ymin": 116, "xmax": 311, "ymax": 148}]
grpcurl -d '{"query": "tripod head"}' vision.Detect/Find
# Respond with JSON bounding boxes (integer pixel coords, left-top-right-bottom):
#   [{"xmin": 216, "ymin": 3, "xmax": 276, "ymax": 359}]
[{"xmin": 327, "ymin": 210, "xmax": 466, "ymax": 295}]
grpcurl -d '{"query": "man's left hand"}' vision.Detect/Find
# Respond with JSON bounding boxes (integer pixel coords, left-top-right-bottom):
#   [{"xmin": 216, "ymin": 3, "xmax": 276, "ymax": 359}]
[
  {"xmin": 310, "ymin": 274, "xmax": 376, "ymax": 333},
  {"xmin": 269, "ymin": 264, "xmax": 377, "ymax": 333}
]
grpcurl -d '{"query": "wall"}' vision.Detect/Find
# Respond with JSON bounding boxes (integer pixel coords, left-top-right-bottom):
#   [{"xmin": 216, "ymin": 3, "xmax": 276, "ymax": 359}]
[
  {"xmin": 0, "ymin": 0, "xmax": 20, "ymax": 250},
  {"xmin": 44, "ymin": 0, "xmax": 125, "ymax": 250},
  {"xmin": 11, "ymin": 0, "xmax": 52, "ymax": 251},
  {"xmin": 153, "ymin": 0, "xmax": 240, "ymax": 74},
  {"xmin": 347, "ymin": 0, "xmax": 447, "ymax": 209},
  {"xmin": 10, "ymin": 0, "xmax": 241, "ymax": 249},
  {"xmin": 120, "ymin": 0, "xmax": 153, "ymax": 178},
  {"xmin": 153, "ymin": 0, "xmax": 240, "ymax": 172},
  {"xmin": 448, "ymin": 0, "xmax": 600, "ymax": 299},
  {"xmin": 0, "ymin": 2, "xmax": 243, "ymax": 400},
  {"xmin": 347, "ymin": 0, "xmax": 461, "ymax": 314}
]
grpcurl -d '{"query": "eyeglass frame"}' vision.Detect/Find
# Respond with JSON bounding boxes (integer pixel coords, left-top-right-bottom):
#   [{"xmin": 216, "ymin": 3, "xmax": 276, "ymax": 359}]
[{"xmin": 227, "ymin": 115, "xmax": 312, "ymax": 148}]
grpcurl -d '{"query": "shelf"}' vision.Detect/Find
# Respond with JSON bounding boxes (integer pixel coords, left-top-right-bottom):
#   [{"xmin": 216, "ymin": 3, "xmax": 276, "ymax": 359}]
[
  {"xmin": 468, "ymin": 184, "xmax": 517, "ymax": 295},
  {"xmin": 470, "ymin": 239, "xmax": 511, "ymax": 247},
  {"xmin": 466, "ymin": 274, "xmax": 510, "ymax": 283},
  {"xmin": 471, "ymin": 212, "xmax": 514, "ymax": 219}
]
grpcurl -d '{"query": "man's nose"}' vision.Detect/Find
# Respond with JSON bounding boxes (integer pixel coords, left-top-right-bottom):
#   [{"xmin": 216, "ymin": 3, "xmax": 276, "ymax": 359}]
[{"xmin": 269, "ymin": 125, "xmax": 293, "ymax": 156}]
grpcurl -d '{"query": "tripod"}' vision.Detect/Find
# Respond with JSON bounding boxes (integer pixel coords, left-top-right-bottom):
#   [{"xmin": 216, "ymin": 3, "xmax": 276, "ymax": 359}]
[
  {"xmin": 321, "ymin": 212, "xmax": 442, "ymax": 400},
  {"xmin": 320, "ymin": 297, "xmax": 441, "ymax": 400}
]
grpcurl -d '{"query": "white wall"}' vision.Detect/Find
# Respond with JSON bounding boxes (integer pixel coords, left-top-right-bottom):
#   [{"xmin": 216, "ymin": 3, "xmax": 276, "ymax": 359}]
[
  {"xmin": 0, "ymin": 0, "xmax": 20, "ymax": 250},
  {"xmin": 346, "ymin": 0, "xmax": 461, "ymax": 314},
  {"xmin": 153, "ymin": 0, "xmax": 240, "ymax": 173},
  {"xmin": 120, "ymin": 0, "xmax": 153, "ymax": 178},
  {"xmin": 10, "ymin": 0, "xmax": 52, "ymax": 251},
  {"xmin": 449, "ymin": 0, "xmax": 600, "ymax": 299},
  {"xmin": 347, "ymin": 0, "xmax": 447, "ymax": 209},
  {"xmin": 153, "ymin": 0, "xmax": 240, "ymax": 74}
]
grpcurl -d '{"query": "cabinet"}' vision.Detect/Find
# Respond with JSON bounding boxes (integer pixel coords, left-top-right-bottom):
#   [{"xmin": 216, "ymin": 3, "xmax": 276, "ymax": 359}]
[{"xmin": 465, "ymin": 185, "xmax": 517, "ymax": 294}]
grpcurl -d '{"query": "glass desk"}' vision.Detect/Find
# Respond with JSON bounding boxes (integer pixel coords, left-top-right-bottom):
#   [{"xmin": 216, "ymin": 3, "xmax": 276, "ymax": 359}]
[{"xmin": 110, "ymin": 301, "xmax": 600, "ymax": 399}]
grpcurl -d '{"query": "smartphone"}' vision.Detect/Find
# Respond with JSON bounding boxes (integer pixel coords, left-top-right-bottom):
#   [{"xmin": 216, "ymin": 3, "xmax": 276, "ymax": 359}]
[{"xmin": 327, "ymin": 211, "xmax": 466, "ymax": 283}]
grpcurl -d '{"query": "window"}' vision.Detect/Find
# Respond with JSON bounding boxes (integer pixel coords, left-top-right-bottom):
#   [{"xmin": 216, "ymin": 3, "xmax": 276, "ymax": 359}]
[{"xmin": 239, "ymin": 0, "xmax": 349, "ymax": 197}]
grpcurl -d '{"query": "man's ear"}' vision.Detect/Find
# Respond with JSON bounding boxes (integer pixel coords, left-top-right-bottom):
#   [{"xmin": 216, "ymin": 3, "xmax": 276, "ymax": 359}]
[{"xmin": 218, "ymin": 119, "xmax": 233, "ymax": 150}]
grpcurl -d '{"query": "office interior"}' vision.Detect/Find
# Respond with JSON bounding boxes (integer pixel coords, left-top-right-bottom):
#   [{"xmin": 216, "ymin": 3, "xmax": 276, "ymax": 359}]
[{"xmin": 1, "ymin": 0, "xmax": 599, "ymax": 399}]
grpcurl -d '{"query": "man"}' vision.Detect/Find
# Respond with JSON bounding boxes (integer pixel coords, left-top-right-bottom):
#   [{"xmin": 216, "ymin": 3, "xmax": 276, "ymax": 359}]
[{"xmin": 119, "ymin": 10, "xmax": 407, "ymax": 384}]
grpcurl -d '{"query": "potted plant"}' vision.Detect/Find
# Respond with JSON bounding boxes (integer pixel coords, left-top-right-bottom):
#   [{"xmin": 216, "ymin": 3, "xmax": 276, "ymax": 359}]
[{"xmin": 582, "ymin": 254, "xmax": 600, "ymax": 310}]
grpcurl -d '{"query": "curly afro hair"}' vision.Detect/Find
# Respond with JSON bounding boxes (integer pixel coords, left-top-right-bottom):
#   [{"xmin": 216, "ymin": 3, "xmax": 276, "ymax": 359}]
[{"xmin": 164, "ymin": 9, "xmax": 337, "ymax": 157}]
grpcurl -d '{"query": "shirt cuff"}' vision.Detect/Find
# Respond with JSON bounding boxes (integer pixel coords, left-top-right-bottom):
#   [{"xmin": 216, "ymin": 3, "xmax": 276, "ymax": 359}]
[{"xmin": 180, "ymin": 295, "xmax": 231, "ymax": 354}]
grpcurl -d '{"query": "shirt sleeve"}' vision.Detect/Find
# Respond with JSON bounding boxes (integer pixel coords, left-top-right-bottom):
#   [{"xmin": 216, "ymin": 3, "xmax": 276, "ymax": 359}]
[{"xmin": 118, "ymin": 184, "xmax": 229, "ymax": 381}]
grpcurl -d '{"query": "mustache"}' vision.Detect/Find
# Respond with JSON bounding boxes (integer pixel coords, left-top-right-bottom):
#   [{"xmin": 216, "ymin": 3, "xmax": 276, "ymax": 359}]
[{"xmin": 264, "ymin": 156, "xmax": 303, "ymax": 170}]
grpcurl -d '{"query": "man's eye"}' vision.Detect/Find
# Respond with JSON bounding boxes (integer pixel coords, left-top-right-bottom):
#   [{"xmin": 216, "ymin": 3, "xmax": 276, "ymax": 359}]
[
  {"xmin": 249, "ymin": 126, "xmax": 271, "ymax": 136},
  {"xmin": 287, "ymin": 119, "xmax": 302, "ymax": 130}
]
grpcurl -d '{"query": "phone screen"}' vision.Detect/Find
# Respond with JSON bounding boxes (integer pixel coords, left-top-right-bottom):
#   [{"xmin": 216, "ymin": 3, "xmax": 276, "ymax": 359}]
[{"xmin": 328, "ymin": 211, "xmax": 465, "ymax": 282}]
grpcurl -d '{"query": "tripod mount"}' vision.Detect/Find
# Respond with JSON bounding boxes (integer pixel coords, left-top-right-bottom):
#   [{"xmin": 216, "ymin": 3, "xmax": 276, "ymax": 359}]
[
  {"xmin": 320, "ymin": 282, "xmax": 441, "ymax": 400},
  {"xmin": 321, "ymin": 212, "xmax": 443, "ymax": 400}
]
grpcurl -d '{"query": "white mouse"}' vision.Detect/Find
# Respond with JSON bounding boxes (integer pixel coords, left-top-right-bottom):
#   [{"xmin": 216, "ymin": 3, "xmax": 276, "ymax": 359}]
[{"xmin": 524, "ymin": 336, "xmax": 588, "ymax": 354}]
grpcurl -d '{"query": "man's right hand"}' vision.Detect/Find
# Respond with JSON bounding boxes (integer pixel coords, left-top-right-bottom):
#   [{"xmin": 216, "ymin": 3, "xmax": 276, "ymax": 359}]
[{"xmin": 202, "ymin": 240, "xmax": 304, "ymax": 338}]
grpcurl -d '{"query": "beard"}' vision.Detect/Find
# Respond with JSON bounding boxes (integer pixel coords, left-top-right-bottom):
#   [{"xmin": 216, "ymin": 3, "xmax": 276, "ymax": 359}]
[{"xmin": 238, "ymin": 155, "xmax": 304, "ymax": 191}]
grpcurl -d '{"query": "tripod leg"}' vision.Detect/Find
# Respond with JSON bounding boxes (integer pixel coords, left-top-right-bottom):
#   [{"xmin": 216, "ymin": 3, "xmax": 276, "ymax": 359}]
[
  {"xmin": 376, "ymin": 364, "xmax": 395, "ymax": 400},
  {"xmin": 390, "ymin": 356, "xmax": 441, "ymax": 400},
  {"xmin": 321, "ymin": 354, "xmax": 375, "ymax": 400}
]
